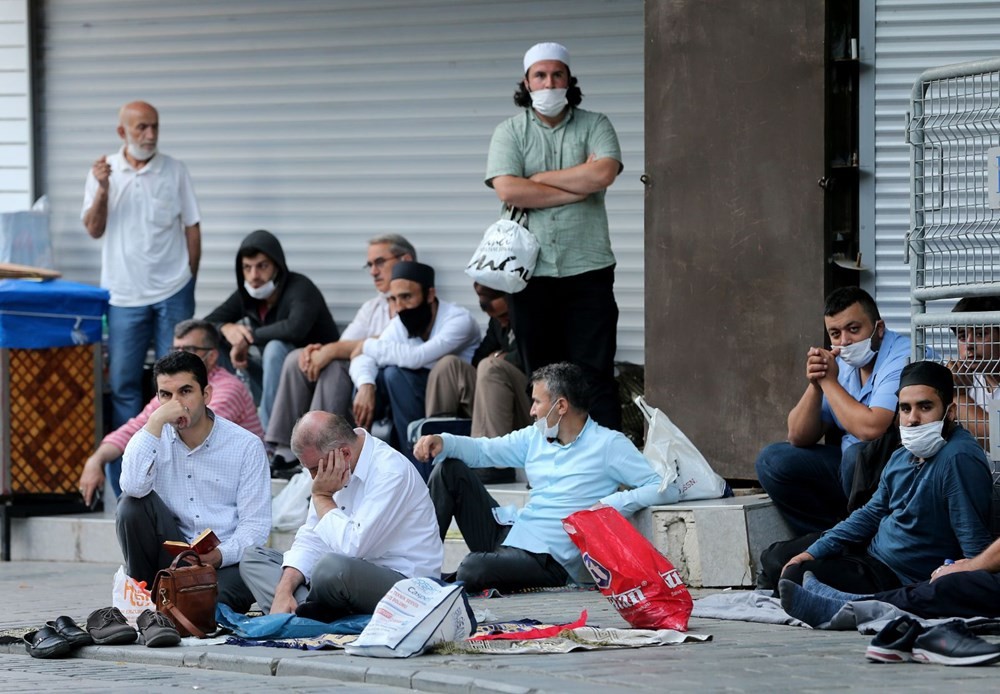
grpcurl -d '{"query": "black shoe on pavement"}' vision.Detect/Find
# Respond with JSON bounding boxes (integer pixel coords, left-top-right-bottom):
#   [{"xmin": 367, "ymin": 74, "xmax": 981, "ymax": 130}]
[
  {"xmin": 866, "ymin": 616, "xmax": 924, "ymax": 663},
  {"xmin": 137, "ymin": 609, "xmax": 181, "ymax": 647},
  {"xmin": 86, "ymin": 606, "xmax": 138, "ymax": 645},
  {"xmin": 23, "ymin": 626, "xmax": 72, "ymax": 659},
  {"xmin": 911, "ymin": 620, "xmax": 1000, "ymax": 666},
  {"xmin": 45, "ymin": 615, "xmax": 93, "ymax": 647},
  {"xmin": 270, "ymin": 453, "xmax": 301, "ymax": 480}
]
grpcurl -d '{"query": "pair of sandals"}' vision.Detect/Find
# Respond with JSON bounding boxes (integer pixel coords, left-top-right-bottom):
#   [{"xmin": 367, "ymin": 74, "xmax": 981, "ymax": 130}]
[{"xmin": 23, "ymin": 616, "xmax": 92, "ymax": 659}]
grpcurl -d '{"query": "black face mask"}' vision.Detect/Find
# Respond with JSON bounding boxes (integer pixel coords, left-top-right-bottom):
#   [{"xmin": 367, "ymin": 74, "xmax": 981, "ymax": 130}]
[{"xmin": 398, "ymin": 300, "xmax": 433, "ymax": 338}]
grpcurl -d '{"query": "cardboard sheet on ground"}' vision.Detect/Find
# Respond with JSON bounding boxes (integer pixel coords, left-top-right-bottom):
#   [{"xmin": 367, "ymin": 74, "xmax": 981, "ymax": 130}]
[{"xmin": 443, "ymin": 626, "xmax": 711, "ymax": 654}]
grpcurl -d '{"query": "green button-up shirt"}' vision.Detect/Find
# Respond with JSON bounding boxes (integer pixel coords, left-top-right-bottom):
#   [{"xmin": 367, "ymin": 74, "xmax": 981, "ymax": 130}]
[{"xmin": 485, "ymin": 107, "xmax": 622, "ymax": 278}]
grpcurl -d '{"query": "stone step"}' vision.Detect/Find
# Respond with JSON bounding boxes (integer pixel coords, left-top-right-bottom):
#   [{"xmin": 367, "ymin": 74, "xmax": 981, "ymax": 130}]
[{"xmin": 8, "ymin": 486, "xmax": 790, "ymax": 588}]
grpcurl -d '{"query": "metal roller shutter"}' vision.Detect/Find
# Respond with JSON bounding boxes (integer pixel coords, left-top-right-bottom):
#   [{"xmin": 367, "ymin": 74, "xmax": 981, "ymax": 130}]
[
  {"xmin": 35, "ymin": 0, "xmax": 646, "ymax": 362},
  {"xmin": 863, "ymin": 0, "xmax": 1000, "ymax": 331},
  {"xmin": 0, "ymin": 0, "xmax": 32, "ymax": 212}
]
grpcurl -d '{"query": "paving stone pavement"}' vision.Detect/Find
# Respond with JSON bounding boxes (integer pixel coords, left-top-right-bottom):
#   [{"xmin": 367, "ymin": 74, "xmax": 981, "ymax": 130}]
[{"xmin": 2, "ymin": 561, "xmax": 999, "ymax": 692}]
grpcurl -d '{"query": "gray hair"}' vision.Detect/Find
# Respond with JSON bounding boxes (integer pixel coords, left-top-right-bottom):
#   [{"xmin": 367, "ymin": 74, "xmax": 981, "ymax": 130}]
[
  {"xmin": 530, "ymin": 362, "xmax": 592, "ymax": 412},
  {"xmin": 368, "ymin": 234, "xmax": 416, "ymax": 261},
  {"xmin": 290, "ymin": 412, "xmax": 358, "ymax": 459},
  {"xmin": 173, "ymin": 319, "xmax": 220, "ymax": 349}
]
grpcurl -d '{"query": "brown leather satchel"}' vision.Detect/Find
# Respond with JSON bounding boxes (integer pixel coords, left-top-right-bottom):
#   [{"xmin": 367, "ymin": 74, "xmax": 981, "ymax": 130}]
[{"xmin": 151, "ymin": 550, "xmax": 218, "ymax": 638}]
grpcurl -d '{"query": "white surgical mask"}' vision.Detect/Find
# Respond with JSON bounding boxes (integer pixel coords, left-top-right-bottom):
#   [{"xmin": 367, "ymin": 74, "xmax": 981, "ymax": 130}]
[
  {"xmin": 534, "ymin": 401, "xmax": 562, "ymax": 440},
  {"xmin": 900, "ymin": 419, "xmax": 947, "ymax": 460},
  {"xmin": 126, "ymin": 134, "xmax": 157, "ymax": 162},
  {"xmin": 836, "ymin": 323, "xmax": 880, "ymax": 368},
  {"xmin": 530, "ymin": 88, "xmax": 568, "ymax": 118},
  {"xmin": 244, "ymin": 279, "xmax": 276, "ymax": 300}
]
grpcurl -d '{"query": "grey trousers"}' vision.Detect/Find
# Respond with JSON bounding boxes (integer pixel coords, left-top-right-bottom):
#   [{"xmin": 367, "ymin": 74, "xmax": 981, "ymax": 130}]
[
  {"xmin": 424, "ymin": 354, "xmax": 531, "ymax": 439},
  {"xmin": 266, "ymin": 350, "xmax": 354, "ymax": 448},
  {"xmin": 240, "ymin": 545, "xmax": 404, "ymax": 617},
  {"xmin": 116, "ymin": 492, "xmax": 255, "ymax": 612}
]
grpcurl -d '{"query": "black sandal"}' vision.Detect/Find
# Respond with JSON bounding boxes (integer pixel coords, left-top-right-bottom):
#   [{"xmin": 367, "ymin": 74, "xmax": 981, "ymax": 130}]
[{"xmin": 23, "ymin": 626, "xmax": 72, "ymax": 659}]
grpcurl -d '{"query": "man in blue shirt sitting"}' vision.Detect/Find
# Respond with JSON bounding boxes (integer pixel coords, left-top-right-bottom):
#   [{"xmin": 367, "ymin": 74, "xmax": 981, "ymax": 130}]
[
  {"xmin": 414, "ymin": 361, "xmax": 679, "ymax": 593},
  {"xmin": 778, "ymin": 360, "xmax": 993, "ymax": 600},
  {"xmin": 756, "ymin": 287, "xmax": 911, "ymax": 535}
]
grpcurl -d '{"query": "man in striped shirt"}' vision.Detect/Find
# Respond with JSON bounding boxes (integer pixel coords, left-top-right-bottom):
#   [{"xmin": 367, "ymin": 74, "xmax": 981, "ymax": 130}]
[{"xmin": 79, "ymin": 319, "xmax": 262, "ymax": 505}]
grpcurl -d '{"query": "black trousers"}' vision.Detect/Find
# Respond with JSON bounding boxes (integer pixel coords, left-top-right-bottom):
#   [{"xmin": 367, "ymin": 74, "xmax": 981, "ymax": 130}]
[
  {"xmin": 509, "ymin": 265, "xmax": 621, "ymax": 430},
  {"xmin": 782, "ymin": 550, "xmax": 903, "ymax": 595},
  {"xmin": 116, "ymin": 492, "xmax": 255, "ymax": 612},
  {"xmin": 875, "ymin": 570, "xmax": 1000, "ymax": 619},
  {"xmin": 429, "ymin": 458, "xmax": 568, "ymax": 593}
]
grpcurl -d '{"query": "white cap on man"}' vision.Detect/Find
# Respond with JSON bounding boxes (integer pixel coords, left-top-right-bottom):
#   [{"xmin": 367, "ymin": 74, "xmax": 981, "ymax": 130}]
[{"xmin": 523, "ymin": 42, "xmax": 570, "ymax": 73}]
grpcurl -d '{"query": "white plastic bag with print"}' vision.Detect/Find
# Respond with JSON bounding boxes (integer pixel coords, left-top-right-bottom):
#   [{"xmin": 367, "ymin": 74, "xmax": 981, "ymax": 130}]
[
  {"xmin": 271, "ymin": 469, "xmax": 312, "ymax": 531},
  {"xmin": 464, "ymin": 208, "xmax": 539, "ymax": 293},
  {"xmin": 635, "ymin": 396, "xmax": 727, "ymax": 500},
  {"xmin": 112, "ymin": 565, "xmax": 154, "ymax": 627},
  {"xmin": 345, "ymin": 577, "xmax": 476, "ymax": 658}
]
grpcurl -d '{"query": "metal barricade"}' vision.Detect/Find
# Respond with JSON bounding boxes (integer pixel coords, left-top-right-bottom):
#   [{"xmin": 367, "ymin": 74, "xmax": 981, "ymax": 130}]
[{"xmin": 907, "ymin": 59, "xmax": 1000, "ymax": 531}]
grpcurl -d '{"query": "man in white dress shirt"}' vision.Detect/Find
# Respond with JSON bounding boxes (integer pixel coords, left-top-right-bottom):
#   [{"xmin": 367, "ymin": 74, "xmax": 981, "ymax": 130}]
[
  {"xmin": 349, "ymin": 261, "xmax": 480, "ymax": 478},
  {"xmin": 265, "ymin": 235, "xmax": 417, "ymax": 459},
  {"xmin": 117, "ymin": 351, "xmax": 271, "ymax": 611},
  {"xmin": 240, "ymin": 411, "xmax": 442, "ymax": 620}
]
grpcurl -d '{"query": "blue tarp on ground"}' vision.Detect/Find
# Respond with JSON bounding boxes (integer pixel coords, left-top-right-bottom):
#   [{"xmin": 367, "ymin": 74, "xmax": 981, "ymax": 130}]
[{"xmin": 216, "ymin": 603, "xmax": 370, "ymax": 639}]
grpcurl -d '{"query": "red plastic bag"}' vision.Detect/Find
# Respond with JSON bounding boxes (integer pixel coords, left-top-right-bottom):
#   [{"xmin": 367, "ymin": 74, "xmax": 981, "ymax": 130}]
[{"xmin": 563, "ymin": 507, "xmax": 692, "ymax": 631}]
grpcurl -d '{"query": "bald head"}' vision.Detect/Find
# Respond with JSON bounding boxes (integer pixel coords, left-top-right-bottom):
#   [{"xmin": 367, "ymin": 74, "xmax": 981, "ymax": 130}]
[
  {"xmin": 290, "ymin": 411, "xmax": 358, "ymax": 460},
  {"xmin": 117, "ymin": 101, "xmax": 159, "ymax": 163}
]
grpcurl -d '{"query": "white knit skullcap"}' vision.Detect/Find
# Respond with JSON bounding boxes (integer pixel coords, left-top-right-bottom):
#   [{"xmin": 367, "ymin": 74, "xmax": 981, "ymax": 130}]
[{"xmin": 523, "ymin": 42, "xmax": 570, "ymax": 73}]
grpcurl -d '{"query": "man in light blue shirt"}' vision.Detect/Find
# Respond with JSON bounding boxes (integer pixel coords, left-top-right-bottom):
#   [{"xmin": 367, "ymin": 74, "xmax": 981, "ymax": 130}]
[
  {"xmin": 414, "ymin": 362, "xmax": 678, "ymax": 592},
  {"xmin": 756, "ymin": 287, "xmax": 910, "ymax": 536}
]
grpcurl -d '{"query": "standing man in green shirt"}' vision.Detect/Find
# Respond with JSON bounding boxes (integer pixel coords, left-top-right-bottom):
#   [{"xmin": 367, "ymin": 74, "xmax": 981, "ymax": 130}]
[{"xmin": 485, "ymin": 42, "xmax": 624, "ymax": 429}]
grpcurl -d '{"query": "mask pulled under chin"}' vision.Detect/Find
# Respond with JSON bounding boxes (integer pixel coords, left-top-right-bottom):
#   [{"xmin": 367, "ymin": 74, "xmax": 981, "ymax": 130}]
[
  {"xmin": 244, "ymin": 279, "xmax": 276, "ymax": 300},
  {"xmin": 398, "ymin": 301, "xmax": 433, "ymax": 337},
  {"xmin": 900, "ymin": 419, "xmax": 947, "ymax": 459},
  {"xmin": 530, "ymin": 88, "xmax": 568, "ymax": 118},
  {"xmin": 534, "ymin": 402, "xmax": 562, "ymax": 440}
]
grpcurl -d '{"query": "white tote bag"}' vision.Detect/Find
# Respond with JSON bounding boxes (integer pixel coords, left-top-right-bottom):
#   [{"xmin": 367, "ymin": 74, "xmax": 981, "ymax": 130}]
[
  {"xmin": 271, "ymin": 470, "xmax": 312, "ymax": 531},
  {"xmin": 464, "ymin": 207, "xmax": 539, "ymax": 293},
  {"xmin": 345, "ymin": 577, "xmax": 476, "ymax": 658},
  {"xmin": 635, "ymin": 396, "xmax": 728, "ymax": 501}
]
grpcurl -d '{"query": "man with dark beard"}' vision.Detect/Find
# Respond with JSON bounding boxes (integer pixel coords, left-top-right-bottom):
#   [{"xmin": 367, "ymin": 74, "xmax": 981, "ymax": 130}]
[{"xmin": 348, "ymin": 261, "xmax": 480, "ymax": 478}]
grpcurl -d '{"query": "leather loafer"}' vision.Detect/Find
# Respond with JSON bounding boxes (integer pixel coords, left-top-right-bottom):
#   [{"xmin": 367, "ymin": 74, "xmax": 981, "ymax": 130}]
[
  {"xmin": 23, "ymin": 626, "xmax": 72, "ymax": 659},
  {"xmin": 137, "ymin": 609, "xmax": 181, "ymax": 648},
  {"xmin": 86, "ymin": 606, "xmax": 138, "ymax": 645},
  {"xmin": 46, "ymin": 615, "xmax": 93, "ymax": 647}
]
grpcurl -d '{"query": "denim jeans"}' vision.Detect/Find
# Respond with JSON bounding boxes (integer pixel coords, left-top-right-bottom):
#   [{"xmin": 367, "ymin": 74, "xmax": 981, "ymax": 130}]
[
  {"xmin": 106, "ymin": 277, "xmax": 195, "ymax": 495},
  {"xmin": 245, "ymin": 339, "xmax": 294, "ymax": 430},
  {"xmin": 755, "ymin": 440, "xmax": 865, "ymax": 536},
  {"xmin": 376, "ymin": 365, "xmax": 430, "ymax": 480}
]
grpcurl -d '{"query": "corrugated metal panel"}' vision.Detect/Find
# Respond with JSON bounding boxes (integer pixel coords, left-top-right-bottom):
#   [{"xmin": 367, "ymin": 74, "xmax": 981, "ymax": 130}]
[
  {"xmin": 35, "ymin": 0, "xmax": 646, "ymax": 362},
  {"xmin": 868, "ymin": 0, "xmax": 1000, "ymax": 332},
  {"xmin": 0, "ymin": 0, "xmax": 32, "ymax": 212}
]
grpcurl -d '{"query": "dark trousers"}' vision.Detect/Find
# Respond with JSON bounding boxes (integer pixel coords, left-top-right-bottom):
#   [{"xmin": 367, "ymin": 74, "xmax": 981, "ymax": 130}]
[
  {"xmin": 783, "ymin": 550, "xmax": 903, "ymax": 595},
  {"xmin": 755, "ymin": 441, "xmax": 865, "ymax": 535},
  {"xmin": 509, "ymin": 265, "xmax": 621, "ymax": 431},
  {"xmin": 376, "ymin": 365, "xmax": 431, "ymax": 480},
  {"xmin": 116, "ymin": 492, "xmax": 255, "ymax": 612},
  {"xmin": 429, "ymin": 458, "xmax": 568, "ymax": 593},
  {"xmin": 875, "ymin": 570, "xmax": 1000, "ymax": 619}
]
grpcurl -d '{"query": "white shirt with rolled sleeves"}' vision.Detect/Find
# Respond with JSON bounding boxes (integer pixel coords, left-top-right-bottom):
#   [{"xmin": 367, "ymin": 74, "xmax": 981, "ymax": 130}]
[
  {"xmin": 281, "ymin": 430, "xmax": 442, "ymax": 583},
  {"xmin": 81, "ymin": 146, "xmax": 200, "ymax": 307},
  {"xmin": 433, "ymin": 418, "xmax": 680, "ymax": 584},
  {"xmin": 339, "ymin": 294, "xmax": 391, "ymax": 342},
  {"xmin": 119, "ymin": 411, "xmax": 271, "ymax": 568},
  {"xmin": 349, "ymin": 299, "xmax": 481, "ymax": 386}
]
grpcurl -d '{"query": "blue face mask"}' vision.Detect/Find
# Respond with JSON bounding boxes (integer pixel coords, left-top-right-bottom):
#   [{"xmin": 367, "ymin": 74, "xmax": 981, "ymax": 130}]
[{"xmin": 533, "ymin": 400, "xmax": 562, "ymax": 440}]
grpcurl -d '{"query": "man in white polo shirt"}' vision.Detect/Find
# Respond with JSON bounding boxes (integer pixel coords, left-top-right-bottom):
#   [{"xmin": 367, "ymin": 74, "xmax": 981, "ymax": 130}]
[{"xmin": 82, "ymin": 100, "xmax": 201, "ymax": 439}]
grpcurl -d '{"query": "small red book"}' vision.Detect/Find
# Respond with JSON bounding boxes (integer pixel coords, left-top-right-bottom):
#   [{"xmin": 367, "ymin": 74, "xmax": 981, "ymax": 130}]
[{"xmin": 162, "ymin": 528, "xmax": 220, "ymax": 557}]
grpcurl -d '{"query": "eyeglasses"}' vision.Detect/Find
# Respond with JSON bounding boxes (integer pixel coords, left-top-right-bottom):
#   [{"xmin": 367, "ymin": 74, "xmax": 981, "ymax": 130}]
[
  {"xmin": 173, "ymin": 345, "xmax": 213, "ymax": 354},
  {"xmin": 363, "ymin": 254, "xmax": 402, "ymax": 271}
]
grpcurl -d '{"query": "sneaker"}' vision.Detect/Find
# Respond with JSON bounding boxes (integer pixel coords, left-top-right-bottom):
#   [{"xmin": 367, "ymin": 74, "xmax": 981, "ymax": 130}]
[
  {"xmin": 85, "ymin": 606, "xmax": 138, "ymax": 645},
  {"xmin": 866, "ymin": 616, "xmax": 924, "ymax": 663},
  {"xmin": 911, "ymin": 620, "xmax": 1000, "ymax": 666},
  {"xmin": 136, "ymin": 609, "xmax": 181, "ymax": 648}
]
